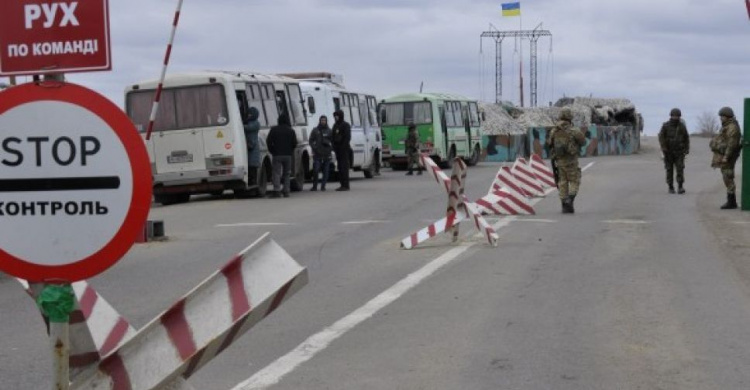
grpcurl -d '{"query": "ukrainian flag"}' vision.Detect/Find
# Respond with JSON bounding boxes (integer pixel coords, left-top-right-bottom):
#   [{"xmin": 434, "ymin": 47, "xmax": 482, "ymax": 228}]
[{"xmin": 502, "ymin": 2, "xmax": 521, "ymax": 16}]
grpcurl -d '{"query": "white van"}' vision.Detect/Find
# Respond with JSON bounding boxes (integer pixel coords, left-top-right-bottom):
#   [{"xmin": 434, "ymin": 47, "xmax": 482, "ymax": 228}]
[
  {"xmin": 282, "ymin": 73, "xmax": 382, "ymax": 178},
  {"xmin": 125, "ymin": 71, "xmax": 312, "ymax": 205}
]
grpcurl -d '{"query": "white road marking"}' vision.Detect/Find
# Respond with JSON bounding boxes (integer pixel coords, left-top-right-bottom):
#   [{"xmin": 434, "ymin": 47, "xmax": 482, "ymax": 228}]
[
  {"xmin": 515, "ymin": 218, "xmax": 558, "ymax": 223},
  {"xmin": 232, "ymin": 160, "xmax": 596, "ymax": 389},
  {"xmin": 341, "ymin": 220, "xmax": 391, "ymax": 225},
  {"xmin": 216, "ymin": 223, "xmax": 293, "ymax": 228},
  {"xmin": 232, "ymin": 245, "xmax": 472, "ymax": 390},
  {"xmin": 602, "ymin": 220, "xmax": 652, "ymax": 225},
  {"xmin": 730, "ymin": 221, "xmax": 750, "ymax": 225}
]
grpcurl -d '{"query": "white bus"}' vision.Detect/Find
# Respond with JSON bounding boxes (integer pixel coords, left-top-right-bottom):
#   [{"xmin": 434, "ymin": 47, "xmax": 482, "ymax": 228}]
[
  {"xmin": 125, "ymin": 71, "xmax": 312, "ymax": 205},
  {"xmin": 282, "ymin": 73, "xmax": 382, "ymax": 178}
]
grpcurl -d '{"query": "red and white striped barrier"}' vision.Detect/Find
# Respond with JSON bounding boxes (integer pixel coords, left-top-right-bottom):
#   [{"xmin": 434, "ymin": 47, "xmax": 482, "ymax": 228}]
[
  {"xmin": 402, "ymin": 156, "xmax": 498, "ymax": 249},
  {"xmin": 529, "ymin": 154, "xmax": 556, "ymax": 188},
  {"xmin": 462, "ymin": 196, "xmax": 499, "ymax": 246},
  {"xmin": 145, "ymin": 0, "xmax": 184, "ymax": 141},
  {"xmin": 420, "ymin": 153, "xmax": 451, "ymax": 192},
  {"xmin": 511, "ymin": 159, "xmax": 545, "ymax": 197},
  {"xmin": 68, "ymin": 234, "xmax": 307, "ymax": 390},
  {"xmin": 474, "ymin": 189, "xmax": 535, "ymax": 216},
  {"xmin": 17, "ymin": 280, "xmax": 146, "ymax": 384}
]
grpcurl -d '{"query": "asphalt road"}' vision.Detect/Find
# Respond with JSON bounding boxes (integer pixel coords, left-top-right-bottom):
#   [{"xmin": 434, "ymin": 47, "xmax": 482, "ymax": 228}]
[{"xmin": 1, "ymin": 137, "xmax": 749, "ymax": 389}]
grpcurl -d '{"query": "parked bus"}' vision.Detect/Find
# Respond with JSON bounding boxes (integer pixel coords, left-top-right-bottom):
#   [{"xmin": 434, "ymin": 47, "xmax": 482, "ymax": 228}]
[
  {"xmin": 282, "ymin": 73, "xmax": 382, "ymax": 178},
  {"xmin": 379, "ymin": 93, "xmax": 483, "ymax": 169},
  {"xmin": 125, "ymin": 71, "xmax": 311, "ymax": 205}
]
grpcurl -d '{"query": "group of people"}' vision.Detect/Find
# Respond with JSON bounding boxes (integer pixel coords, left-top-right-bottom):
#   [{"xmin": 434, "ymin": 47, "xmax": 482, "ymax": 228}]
[
  {"xmin": 546, "ymin": 106, "xmax": 743, "ymax": 214},
  {"xmin": 242, "ymin": 109, "xmax": 352, "ymax": 198},
  {"xmin": 659, "ymin": 106, "xmax": 743, "ymax": 209}
]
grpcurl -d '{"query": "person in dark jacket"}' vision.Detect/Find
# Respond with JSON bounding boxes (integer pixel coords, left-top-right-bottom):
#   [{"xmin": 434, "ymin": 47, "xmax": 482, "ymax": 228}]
[
  {"xmin": 266, "ymin": 114, "xmax": 298, "ymax": 198},
  {"xmin": 243, "ymin": 107, "xmax": 262, "ymax": 184},
  {"xmin": 309, "ymin": 115, "xmax": 333, "ymax": 191},
  {"xmin": 658, "ymin": 108, "xmax": 690, "ymax": 194},
  {"xmin": 332, "ymin": 110, "xmax": 352, "ymax": 191}
]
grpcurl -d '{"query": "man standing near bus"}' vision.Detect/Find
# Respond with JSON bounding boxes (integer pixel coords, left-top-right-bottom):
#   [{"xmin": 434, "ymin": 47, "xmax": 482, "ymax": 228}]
[
  {"xmin": 333, "ymin": 110, "xmax": 352, "ymax": 191},
  {"xmin": 310, "ymin": 115, "xmax": 333, "ymax": 191},
  {"xmin": 266, "ymin": 114, "xmax": 298, "ymax": 198}
]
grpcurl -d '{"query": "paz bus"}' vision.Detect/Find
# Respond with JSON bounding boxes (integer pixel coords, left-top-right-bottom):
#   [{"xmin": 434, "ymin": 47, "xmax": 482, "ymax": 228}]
[
  {"xmin": 125, "ymin": 71, "xmax": 311, "ymax": 205},
  {"xmin": 283, "ymin": 72, "xmax": 382, "ymax": 178},
  {"xmin": 379, "ymin": 93, "xmax": 483, "ymax": 169}
]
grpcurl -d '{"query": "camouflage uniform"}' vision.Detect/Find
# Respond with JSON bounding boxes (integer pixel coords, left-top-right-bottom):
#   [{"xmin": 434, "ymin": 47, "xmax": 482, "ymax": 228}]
[
  {"xmin": 710, "ymin": 107, "xmax": 742, "ymax": 209},
  {"xmin": 547, "ymin": 109, "xmax": 586, "ymax": 213},
  {"xmin": 405, "ymin": 125, "xmax": 422, "ymax": 175},
  {"xmin": 658, "ymin": 109, "xmax": 690, "ymax": 193}
]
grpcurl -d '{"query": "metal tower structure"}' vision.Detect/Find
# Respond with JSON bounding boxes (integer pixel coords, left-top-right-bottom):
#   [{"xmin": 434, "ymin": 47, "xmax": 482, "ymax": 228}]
[{"xmin": 480, "ymin": 28, "xmax": 552, "ymax": 107}]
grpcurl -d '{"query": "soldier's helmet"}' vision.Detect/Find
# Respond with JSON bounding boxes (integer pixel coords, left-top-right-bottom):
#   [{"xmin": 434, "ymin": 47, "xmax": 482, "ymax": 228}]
[
  {"xmin": 560, "ymin": 108, "xmax": 573, "ymax": 121},
  {"xmin": 718, "ymin": 107, "xmax": 734, "ymax": 118},
  {"xmin": 670, "ymin": 108, "xmax": 682, "ymax": 117}
]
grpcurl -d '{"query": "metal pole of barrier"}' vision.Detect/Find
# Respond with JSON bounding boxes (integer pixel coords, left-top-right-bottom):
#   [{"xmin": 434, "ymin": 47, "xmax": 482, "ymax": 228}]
[
  {"xmin": 742, "ymin": 98, "xmax": 750, "ymax": 211},
  {"xmin": 36, "ymin": 284, "xmax": 75, "ymax": 390}
]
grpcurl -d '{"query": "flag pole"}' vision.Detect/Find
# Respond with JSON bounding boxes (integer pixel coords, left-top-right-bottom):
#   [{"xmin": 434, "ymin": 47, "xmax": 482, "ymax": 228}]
[{"xmin": 519, "ymin": 8, "xmax": 524, "ymax": 107}]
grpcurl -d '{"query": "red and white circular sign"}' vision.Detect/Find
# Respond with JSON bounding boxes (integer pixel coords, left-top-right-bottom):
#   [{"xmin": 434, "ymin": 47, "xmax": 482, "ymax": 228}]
[{"xmin": 0, "ymin": 82, "xmax": 151, "ymax": 282}]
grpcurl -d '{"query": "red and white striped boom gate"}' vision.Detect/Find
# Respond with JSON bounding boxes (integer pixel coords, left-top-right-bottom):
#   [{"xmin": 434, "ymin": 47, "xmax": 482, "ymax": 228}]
[{"xmin": 20, "ymin": 233, "xmax": 307, "ymax": 390}]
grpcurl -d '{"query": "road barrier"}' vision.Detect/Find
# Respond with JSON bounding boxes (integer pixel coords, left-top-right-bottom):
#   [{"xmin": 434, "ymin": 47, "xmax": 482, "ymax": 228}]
[
  {"xmin": 20, "ymin": 233, "xmax": 307, "ymax": 390},
  {"xmin": 401, "ymin": 155, "xmax": 499, "ymax": 249}
]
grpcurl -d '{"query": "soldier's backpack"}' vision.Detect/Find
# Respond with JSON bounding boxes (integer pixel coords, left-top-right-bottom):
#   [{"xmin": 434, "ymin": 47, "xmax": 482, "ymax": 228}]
[{"xmin": 553, "ymin": 128, "xmax": 578, "ymax": 158}]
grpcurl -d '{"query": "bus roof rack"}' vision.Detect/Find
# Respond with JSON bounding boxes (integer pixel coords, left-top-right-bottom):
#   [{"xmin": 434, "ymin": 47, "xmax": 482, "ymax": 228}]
[{"xmin": 279, "ymin": 72, "xmax": 344, "ymax": 86}]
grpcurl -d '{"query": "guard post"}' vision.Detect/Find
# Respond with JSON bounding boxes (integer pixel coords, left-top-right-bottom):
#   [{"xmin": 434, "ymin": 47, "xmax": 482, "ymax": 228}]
[{"xmin": 743, "ymin": 98, "xmax": 749, "ymax": 211}]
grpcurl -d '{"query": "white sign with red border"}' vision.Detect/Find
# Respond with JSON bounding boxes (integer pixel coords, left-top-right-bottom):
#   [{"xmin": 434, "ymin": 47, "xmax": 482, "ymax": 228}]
[
  {"xmin": 0, "ymin": 0, "xmax": 112, "ymax": 76},
  {"xmin": 0, "ymin": 82, "xmax": 151, "ymax": 282}
]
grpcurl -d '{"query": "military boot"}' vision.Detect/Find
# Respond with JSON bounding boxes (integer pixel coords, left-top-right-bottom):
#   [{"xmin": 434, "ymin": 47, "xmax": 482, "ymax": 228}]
[
  {"xmin": 678, "ymin": 183, "xmax": 685, "ymax": 195},
  {"xmin": 568, "ymin": 195, "xmax": 576, "ymax": 214},
  {"xmin": 561, "ymin": 199, "xmax": 571, "ymax": 214},
  {"xmin": 406, "ymin": 168, "xmax": 413, "ymax": 176},
  {"xmin": 721, "ymin": 193, "xmax": 738, "ymax": 210},
  {"xmin": 668, "ymin": 185, "xmax": 675, "ymax": 194}
]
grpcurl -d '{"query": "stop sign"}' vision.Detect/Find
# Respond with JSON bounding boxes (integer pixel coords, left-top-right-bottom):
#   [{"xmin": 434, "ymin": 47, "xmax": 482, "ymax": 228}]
[{"xmin": 0, "ymin": 82, "xmax": 151, "ymax": 282}]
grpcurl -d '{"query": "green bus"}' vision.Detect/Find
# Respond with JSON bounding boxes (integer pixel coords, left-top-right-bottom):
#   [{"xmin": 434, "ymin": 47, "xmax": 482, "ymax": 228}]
[{"xmin": 379, "ymin": 93, "xmax": 483, "ymax": 169}]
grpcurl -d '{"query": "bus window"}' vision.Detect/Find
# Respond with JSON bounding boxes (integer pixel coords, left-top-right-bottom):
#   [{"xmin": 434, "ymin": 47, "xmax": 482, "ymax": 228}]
[
  {"xmin": 413, "ymin": 102, "xmax": 432, "ymax": 124},
  {"xmin": 127, "ymin": 84, "xmax": 227, "ymax": 132},
  {"xmin": 468, "ymin": 101, "xmax": 480, "ymax": 126},
  {"xmin": 367, "ymin": 96, "xmax": 378, "ymax": 127},
  {"xmin": 286, "ymin": 84, "xmax": 307, "ymax": 126},
  {"xmin": 333, "ymin": 97, "xmax": 341, "ymax": 112},
  {"xmin": 340, "ymin": 93, "xmax": 352, "ymax": 123},
  {"xmin": 174, "ymin": 86, "xmax": 228, "ymax": 128},
  {"xmin": 384, "ymin": 103, "xmax": 403, "ymax": 125},
  {"xmin": 444, "ymin": 102, "xmax": 456, "ymax": 127},
  {"xmin": 307, "ymin": 96, "xmax": 316, "ymax": 115},
  {"xmin": 349, "ymin": 93, "xmax": 361, "ymax": 127},
  {"xmin": 245, "ymin": 83, "xmax": 269, "ymax": 127},
  {"xmin": 261, "ymin": 84, "xmax": 280, "ymax": 125}
]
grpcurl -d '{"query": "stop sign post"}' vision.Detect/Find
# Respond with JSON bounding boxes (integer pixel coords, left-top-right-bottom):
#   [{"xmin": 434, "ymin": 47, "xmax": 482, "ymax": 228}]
[{"xmin": 0, "ymin": 82, "xmax": 151, "ymax": 282}]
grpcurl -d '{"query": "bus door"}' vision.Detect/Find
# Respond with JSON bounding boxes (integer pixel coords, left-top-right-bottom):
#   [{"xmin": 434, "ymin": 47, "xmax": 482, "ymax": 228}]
[
  {"xmin": 275, "ymin": 89, "xmax": 290, "ymax": 122},
  {"xmin": 440, "ymin": 106, "xmax": 449, "ymax": 159},
  {"xmin": 463, "ymin": 105, "xmax": 472, "ymax": 154}
]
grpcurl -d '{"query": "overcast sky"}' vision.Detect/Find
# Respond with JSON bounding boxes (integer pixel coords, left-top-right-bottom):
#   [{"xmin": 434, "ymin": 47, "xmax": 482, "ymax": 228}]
[{"xmin": 5, "ymin": 0, "xmax": 749, "ymax": 134}]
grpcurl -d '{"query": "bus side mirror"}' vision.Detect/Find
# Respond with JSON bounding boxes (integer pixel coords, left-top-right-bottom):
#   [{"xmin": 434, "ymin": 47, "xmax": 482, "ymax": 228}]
[
  {"xmin": 380, "ymin": 111, "xmax": 387, "ymax": 125},
  {"xmin": 481, "ymin": 112, "xmax": 486, "ymax": 122},
  {"xmin": 381, "ymin": 130, "xmax": 386, "ymax": 141}
]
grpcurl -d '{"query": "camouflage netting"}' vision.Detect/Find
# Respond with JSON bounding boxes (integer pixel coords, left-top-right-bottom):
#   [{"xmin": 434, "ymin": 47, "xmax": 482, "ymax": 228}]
[
  {"xmin": 479, "ymin": 102, "xmax": 526, "ymax": 135},
  {"xmin": 480, "ymin": 96, "xmax": 639, "ymax": 135}
]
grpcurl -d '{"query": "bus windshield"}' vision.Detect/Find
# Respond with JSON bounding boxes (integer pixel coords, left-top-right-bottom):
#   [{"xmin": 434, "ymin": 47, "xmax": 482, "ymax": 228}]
[
  {"xmin": 127, "ymin": 84, "xmax": 228, "ymax": 132},
  {"xmin": 382, "ymin": 102, "xmax": 432, "ymax": 126}
]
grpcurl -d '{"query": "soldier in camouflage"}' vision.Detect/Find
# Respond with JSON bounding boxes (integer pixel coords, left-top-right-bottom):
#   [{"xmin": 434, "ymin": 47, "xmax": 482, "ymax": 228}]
[
  {"xmin": 547, "ymin": 108, "xmax": 586, "ymax": 214},
  {"xmin": 405, "ymin": 123, "xmax": 423, "ymax": 175},
  {"xmin": 658, "ymin": 108, "xmax": 690, "ymax": 194},
  {"xmin": 710, "ymin": 107, "xmax": 742, "ymax": 209}
]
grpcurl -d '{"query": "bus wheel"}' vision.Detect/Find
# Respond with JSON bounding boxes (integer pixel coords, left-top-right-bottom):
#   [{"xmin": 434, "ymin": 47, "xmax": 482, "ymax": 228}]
[
  {"xmin": 364, "ymin": 151, "xmax": 380, "ymax": 178},
  {"xmin": 255, "ymin": 164, "xmax": 268, "ymax": 197},
  {"xmin": 467, "ymin": 144, "xmax": 481, "ymax": 166},
  {"xmin": 441, "ymin": 147, "xmax": 456, "ymax": 169},
  {"xmin": 291, "ymin": 155, "xmax": 308, "ymax": 192},
  {"xmin": 155, "ymin": 193, "xmax": 190, "ymax": 206}
]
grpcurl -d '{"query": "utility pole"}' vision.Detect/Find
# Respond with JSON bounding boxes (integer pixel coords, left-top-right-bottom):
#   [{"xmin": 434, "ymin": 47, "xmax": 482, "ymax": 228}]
[{"xmin": 480, "ymin": 28, "xmax": 552, "ymax": 107}]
